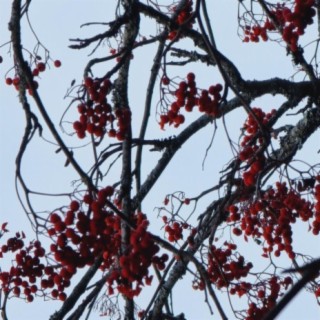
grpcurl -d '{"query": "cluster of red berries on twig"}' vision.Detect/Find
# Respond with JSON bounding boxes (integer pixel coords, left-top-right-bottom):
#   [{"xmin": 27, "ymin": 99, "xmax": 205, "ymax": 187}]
[
  {"xmin": 73, "ymin": 77, "xmax": 131, "ymax": 140},
  {"xmin": 191, "ymin": 236, "xmax": 295, "ymax": 319},
  {"xmin": 235, "ymin": 276, "xmax": 293, "ymax": 320},
  {"xmin": 160, "ymin": 73, "xmax": 223, "ymax": 129},
  {"xmin": 229, "ymin": 180, "xmax": 317, "ymax": 259},
  {"xmin": 5, "ymin": 59, "xmax": 61, "ymax": 95},
  {"xmin": 275, "ymin": 0, "xmax": 315, "ymax": 52},
  {"xmin": 239, "ymin": 107, "xmax": 275, "ymax": 187},
  {"xmin": 311, "ymin": 181, "xmax": 320, "ymax": 235},
  {"xmin": 192, "ymin": 242, "xmax": 252, "ymax": 290},
  {"xmin": 243, "ymin": 24, "xmax": 270, "ymax": 43},
  {"xmin": 48, "ymin": 189, "xmax": 118, "ymax": 263},
  {"xmin": 48, "ymin": 190, "xmax": 166, "ymax": 299},
  {"xmin": 207, "ymin": 242, "xmax": 252, "ymax": 289},
  {"xmin": 0, "ymin": 186, "xmax": 170, "ymax": 302},
  {"xmin": 168, "ymin": 0, "xmax": 194, "ymax": 40},
  {"xmin": 163, "ymin": 219, "xmax": 188, "ymax": 243},
  {"xmin": 0, "ymin": 230, "xmax": 65, "ymax": 302},
  {"xmin": 243, "ymin": 0, "xmax": 316, "ymax": 52},
  {"xmin": 114, "ymin": 213, "xmax": 168, "ymax": 298}
]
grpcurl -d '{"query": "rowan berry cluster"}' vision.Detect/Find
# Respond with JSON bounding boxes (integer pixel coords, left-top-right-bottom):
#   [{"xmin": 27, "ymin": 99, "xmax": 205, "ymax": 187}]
[
  {"xmin": 164, "ymin": 221, "xmax": 185, "ymax": 242},
  {"xmin": 243, "ymin": 24, "xmax": 270, "ymax": 43},
  {"xmin": 48, "ymin": 188, "xmax": 121, "ymax": 266},
  {"xmin": 168, "ymin": 0, "xmax": 194, "ymax": 40},
  {"xmin": 48, "ymin": 190, "xmax": 164, "ymax": 299},
  {"xmin": 243, "ymin": 0, "xmax": 316, "ymax": 52},
  {"xmin": 207, "ymin": 242, "xmax": 253, "ymax": 289},
  {"xmin": 0, "ymin": 188, "xmax": 165, "ymax": 303},
  {"xmin": 160, "ymin": 73, "xmax": 223, "ymax": 129},
  {"xmin": 239, "ymin": 107, "xmax": 275, "ymax": 187},
  {"xmin": 113, "ymin": 213, "xmax": 168, "ymax": 298},
  {"xmin": 229, "ymin": 180, "xmax": 315, "ymax": 259},
  {"xmin": 312, "ymin": 181, "xmax": 320, "ymax": 235},
  {"xmin": 5, "ymin": 74, "xmax": 39, "ymax": 96},
  {"xmin": 0, "ymin": 231, "xmax": 52, "ymax": 303},
  {"xmin": 161, "ymin": 209, "xmax": 192, "ymax": 243},
  {"xmin": 233, "ymin": 276, "xmax": 293, "ymax": 320},
  {"xmin": 105, "ymin": 212, "xmax": 168, "ymax": 298},
  {"xmin": 5, "ymin": 59, "xmax": 61, "ymax": 95},
  {"xmin": 73, "ymin": 77, "xmax": 131, "ymax": 140}
]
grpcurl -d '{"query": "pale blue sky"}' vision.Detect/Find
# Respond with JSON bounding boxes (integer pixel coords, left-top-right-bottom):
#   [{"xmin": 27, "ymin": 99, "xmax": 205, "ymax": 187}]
[{"xmin": 0, "ymin": 1, "xmax": 319, "ymax": 319}]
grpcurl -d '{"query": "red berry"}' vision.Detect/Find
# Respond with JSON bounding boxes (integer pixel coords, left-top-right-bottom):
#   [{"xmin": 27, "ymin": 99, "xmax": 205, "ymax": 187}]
[
  {"xmin": 30, "ymin": 285, "xmax": 38, "ymax": 293},
  {"xmin": 13, "ymin": 286, "xmax": 20, "ymax": 296},
  {"xmin": 54, "ymin": 60, "xmax": 61, "ymax": 67},
  {"xmin": 84, "ymin": 77, "xmax": 93, "ymax": 88},
  {"xmin": 70, "ymin": 200, "xmax": 80, "ymax": 211},
  {"xmin": 215, "ymin": 83, "xmax": 223, "ymax": 92},
  {"xmin": 37, "ymin": 62, "xmax": 46, "ymax": 72},
  {"xmin": 106, "ymin": 128, "xmax": 115, "ymax": 138},
  {"xmin": 233, "ymin": 228, "xmax": 242, "ymax": 236},
  {"xmin": 5, "ymin": 78, "xmax": 13, "ymax": 85},
  {"xmin": 59, "ymin": 292, "xmax": 67, "ymax": 301},
  {"xmin": 187, "ymin": 72, "xmax": 195, "ymax": 82},
  {"xmin": 51, "ymin": 289, "xmax": 59, "ymax": 298},
  {"xmin": 50, "ymin": 213, "xmax": 61, "ymax": 224},
  {"xmin": 32, "ymin": 68, "xmax": 39, "ymax": 76},
  {"xmin": 184, "ymin": 198, "xmax": 190, "ymax": 205},
  {"xmin": 162, "ymin": 76, "xmax": 170, "ymax": 85},
  {"xmin": 13, "ymin": 77, "xmax": 20, "ymax": 86}
]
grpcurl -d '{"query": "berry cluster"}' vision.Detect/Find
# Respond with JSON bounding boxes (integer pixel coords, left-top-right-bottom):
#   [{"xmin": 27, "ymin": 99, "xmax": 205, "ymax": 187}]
[
  {"xmin": 168, "ymin": 0, "xmax": 194, "ymax": 40},
  {"xmin": 243, "ymin": 0, "xmax": 316, "ymax": 52},
  {"xmin": 0, "ymin": 231, "xmax": 52, "ymax": 302},
  {"xmin": 162, "ymin": 214, "xmax": 190, "ymax": 243},
  {"xmin": 312, "ymin": 181, "xmax": 320, "ymax": 235},
  {"xmin": 105, "ymin": 212, "xmax": 167, "ymax": 298},
  {"xmin": 113, "ymin": 213, "xmax": 168, "ymax": 298},
  {"xmin": 243, "ymin": 24, "xmax": 270, "ymax": 43},
  {"xmin": 5, "ymin": 59, "xmax": 61, "ymax": 95},
  {"xmin": 239, "ymin": 107, "xmax": 275, "ymax": 187},
  {"xmin": 40, "ymin": 265, "xmax": 69, "ymax": 301},
  {"xmin": 160, "ymin": 73, "xmax": 223, "ymax": 129},
  {"xmin": 237, "ymin": 276, "xmax": 293, "ymax": 320},
  {"xmin": 48, "ymin": 188, "xmax": 119, "ymax": 268},
  {"xmin": 207, "ymin": 242, "xmax": 252, "ymax": 289},
  {"xmin": 276, "ymin": 0, "xmax": 315, "ymax": 52},
  {"xmin": 229, "ymin": 181, "xmax": 316, "ymax": 259},
  {"xmin": 73, "ymin": 77, "xmax": 131, "ymax": 140},
  {"xmin": 164, "ymin": 221, "xmax": 184, "ymax": 242},
  {"xmin": 48, "ymin": 190, "xmax": 165, "ymax": 299}
]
